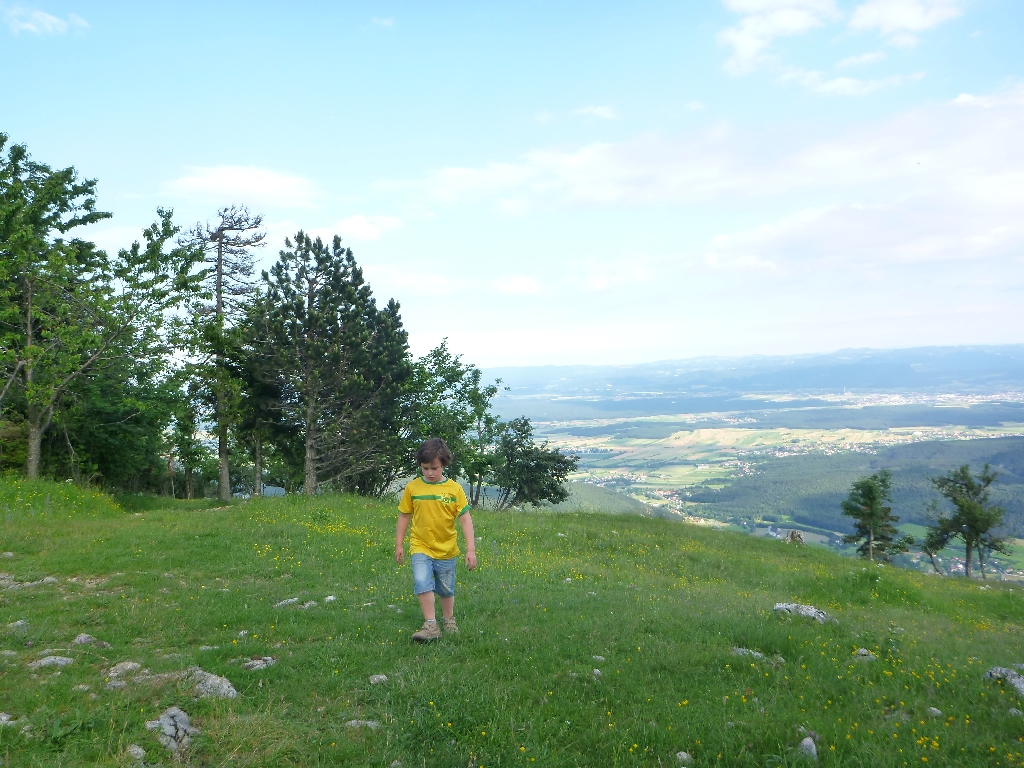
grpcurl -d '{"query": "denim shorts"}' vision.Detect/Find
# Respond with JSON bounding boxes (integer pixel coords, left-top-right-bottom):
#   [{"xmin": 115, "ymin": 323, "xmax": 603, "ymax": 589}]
[{"xmin": 411, "ymin": 553, "xmax": 457, "ymax": 598}]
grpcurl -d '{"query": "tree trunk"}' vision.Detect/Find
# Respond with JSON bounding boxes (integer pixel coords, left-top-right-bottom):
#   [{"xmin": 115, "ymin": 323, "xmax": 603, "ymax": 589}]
[
  {"xmin": 964, "ymin": 541, "xmax": 973, "ymax": 578},
  {"xmin": 253, "ymin": 433, "xmax": 263, "ymax": 497},
  {"xmin": 304, "ymin": 412, "xmax": 318, "ymax": 495},
  {"xmin": 25, "ymin": 414, "xmax": 43, "ymax": 479},
  {"xmin": 217, "ymin": 408, "xmax": 230, "ymax": 501},
  {"xmin": 978, "ymin": 546, "xmax": 986, "ymax": 580},
  {"xmin": 185, "ymin": 467, "xmax": 194, "ymax": 500},
  {"xmin": 927, "ymin": 553, "xmax": 944, "ymax": 575},
  {"xmin": 868, "ymin": 529, "xmax": 874, "ymax": 562}
]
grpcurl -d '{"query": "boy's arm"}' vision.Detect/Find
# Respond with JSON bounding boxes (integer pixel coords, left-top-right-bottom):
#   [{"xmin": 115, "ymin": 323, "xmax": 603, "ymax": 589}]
[
  {"xmin": 395, "ymin": 513, "xmax": 411, "ymax": 564},
  {"xmin": 459, "ymin": 511, "xmax": 477, "ymax": 570}
]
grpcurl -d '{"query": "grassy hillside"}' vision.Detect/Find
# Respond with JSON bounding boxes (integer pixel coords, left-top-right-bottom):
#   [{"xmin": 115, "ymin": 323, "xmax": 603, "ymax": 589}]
[{"xmin": 2, "ymin": 479, "xmax": 1024, "ymax": 766}]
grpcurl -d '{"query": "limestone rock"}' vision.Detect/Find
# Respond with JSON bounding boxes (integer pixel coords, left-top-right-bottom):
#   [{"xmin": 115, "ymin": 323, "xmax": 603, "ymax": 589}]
[
  {"xmin": 242, "ymin": 656, "xmax": 277, "ymax": 671},
  {"xmin": 105, "ymin": 680, "xmax": 129, "ymax": 690},
  {"xmin": 987, "ymin": 667, "xmax": 1024, "ymax": 697},
  {"xmin": 1009, "ymin": 708, "xmax": 1023, "ymax": 717},
  {"xmin": 592, "ymin": 669, "xmax": 602, "ymax": 679},
  {"xmin": 854, "ymin": 648, "xmax": 877, "ymax": 661},
  {"xmin": 593, "ymin": 655, "xmax": 606, "ymax": 662},
  {"xmin": 126, "ymin": 743, "xmax": 146, "ymax": 762},
  {"xmin": 676, "ymin": 751, "xmax": 693, "ymax": 765},
  {"xmin": 301, "ymin": 600, "xmax": 317, "ymax": 609},
  {"xmin": 72, "ymin": 633, "xmax": 96, "ymax": 645},
  {"xmin": 926, "ymin": 707, "xmax": 942, "ymax": 718},
  {"xmin": 145, "ymin": 706, "xmax": 199, "ymax": 753},
  {"xmin": 774, "ymin": 603, "xmax": 832, "ymax": 624},
  {"xmin": 189, "ymin": 667, "xmax": 238, "ymax": 698},
  {"xmin": 274, "ymin": 597, "xmax": 299, "ymax": 608},
  {"xmin": 109, "ymin": 661, "xmax": 142, "ymax": 678},
  {"xmin": 6, "ymin": 619, "xmax": 27, "ymax": 628},
  {"xmin": 799, "ymin": 736, "xmax": 817, "ymax": 760},
  {"xmin": 369, "ymin": 674, "xmax": 388, "ymax": 684},
  {"xmin": 28, "ymin": 655, "xmax": 74, "ymax": 669},
  {"xmin": 345, "ymin": 719, "xmax": 381, "ymax": 729}
]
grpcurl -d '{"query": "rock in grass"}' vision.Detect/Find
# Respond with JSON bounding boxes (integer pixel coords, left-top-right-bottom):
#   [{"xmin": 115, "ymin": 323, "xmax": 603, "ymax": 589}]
[
  {"xmin": 274, "ymin": 597, "xmax": 299, "ymax": 608},
  {"xmin": 105, "ymin": 680, "xmax": 128, "ymax": 690},
  {"xmin": 676, "ymin": 751, "xmax": 693, "ymax": 765},
  {"xmin": 126, "ymin": 743, "xmax": 146, "ymax": 762},
  {"xmin": 0, "ymin": 713, "xmax": 12, "ymax": 725},
  {"xmin": 72, "ymin": 633, "xmax": 95, "ymax": 645},
  {"xmin": 109, "ymin": 661, "xmax": 142, "ymax": 678},
  {"xmin": 799, "ymin": 736, "xmax": 817, "ymax": 760},
  {"xmin": 189, "ymin": 667, "xmax": 238, "ymax": 698},
  {"xmin": 927, "ymin": 707, "xmax": 942, "ymax": 718},
  {"xmin": 145, "ymin": 706, "xmax": 199, "ymax": 753},
  {"xmin": 987, "ymin": 667, "xmax": 1024, "ymax": 697},
  {"xmin": 854, "ymin": 648, "xmax": 877, "ymax": 661},
  {"xmin": 592, "ymin": 669, "xmax": 602, "ymax": 679},
  {"xmin": 773, "ymin": 603, "xmax": 832, "ymax": 624},
  {"xmin": 1009, "ymin": 708, "xmax": 1023, "ymax": 717},
  {"xmin": 6, "ymin": 619, "xmax": 27, "ymax": 628},
  {"xmin": 346, "ymin": 719, "xmax": 381, "ymax": 729},
  {"xmin": 28, "ymin": 655, "xmax": 73, "ymax": 669},
  {"xmin": 242, "ymin": 656, "xmax": 276, "ymax": 671},
  {"xmin": 369, "ymin": 674, "xmax": 388, "ymax": 684}
]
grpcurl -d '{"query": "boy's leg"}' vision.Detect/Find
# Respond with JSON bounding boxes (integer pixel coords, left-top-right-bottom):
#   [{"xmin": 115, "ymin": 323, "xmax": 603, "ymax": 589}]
[
  {"xmin": 410, "ymin": 554, "xmax": 442, "ymax": 642},
  {"xmin": 439, "ymin": 595, "xmax": 454, "ymax": 620},
  {"xmin": 418, "ymin": 590, "xmax": 437, "ymax": 621}
]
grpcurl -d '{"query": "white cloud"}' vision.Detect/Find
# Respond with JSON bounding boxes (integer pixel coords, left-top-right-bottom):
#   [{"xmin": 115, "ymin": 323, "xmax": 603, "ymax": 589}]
[
  {"xmin": 718, "ymin": 0, "xmax": 840, "ymax": 74},
  {"xmin": 849, "ymin": 0, "xmax": 963, "ymax": 47},
  {"xmin": 3, "ymin": 6, "xmax": 87, "ymax": 35},
  {"xmin": 333, "ymin": 214, "xmax": 402, "ymax": 241},
  {"xmin": 163, "ymin": 166, "xmax": 319, "ymax": 210},
  {"xmin": 951, "ymin": 84, "xmax": 1024, "ymax": 109},
  {"xmin": 686, "ymin": 101, "xmax": 705, "ymax": 111},
  {"xmin": 574, "ymin": 105, "xmax": 618, "ymax": 120},
  {"xmin": 782, "ymin": 67, "xmax": 918, "ymax": 94},
  {"xmin": 371, "ymin": 17, "xmax": 394, "ymax": 27},
  {"xmin": 388, "ymin": 84, "xmax": 1024, "ymax": 281},
  {"xmin": 496, "ymin": 275, "xmax": 542, "ymax": 295},
  {"xmin": 835, "ymin": 51, "xmax": 886, "ymax": 68}
]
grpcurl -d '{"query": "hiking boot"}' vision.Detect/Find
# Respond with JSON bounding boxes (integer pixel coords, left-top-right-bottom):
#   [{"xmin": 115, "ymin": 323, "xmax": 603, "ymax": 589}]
[
  {"xmin": 411, "ymin": 620, "xmax": 441, "ymax": 643},
  {"xmin": 442, "ymin": 617, "xmax": 459, "ymax": 634}
]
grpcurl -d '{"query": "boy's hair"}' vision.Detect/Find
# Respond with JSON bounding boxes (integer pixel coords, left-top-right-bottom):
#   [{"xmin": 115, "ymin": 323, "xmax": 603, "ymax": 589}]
[{"xmin": 416, "ymin": 437, "xmax": 453, "ymax": 467}]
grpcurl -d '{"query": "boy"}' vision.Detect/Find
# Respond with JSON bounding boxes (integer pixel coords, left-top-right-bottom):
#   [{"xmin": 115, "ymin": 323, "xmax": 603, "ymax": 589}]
[{"xmin": 395, "ymin": 437, "xmax": 477, "ymax": 642}]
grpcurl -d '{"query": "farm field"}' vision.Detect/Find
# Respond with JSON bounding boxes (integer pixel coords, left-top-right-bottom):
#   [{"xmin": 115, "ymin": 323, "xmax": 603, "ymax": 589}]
[{"xmin": 3, "ymin": 478, "xmax": 1024, "ymax": 766}]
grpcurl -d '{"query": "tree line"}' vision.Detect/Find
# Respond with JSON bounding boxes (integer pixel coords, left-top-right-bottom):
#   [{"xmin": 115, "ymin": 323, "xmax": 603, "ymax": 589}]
[
  {"xmin": 0, "ymin": 134, "xmax": 577, "ymax": 506},
  {"xmin": 841, "ymin": 463, "xmax": 1010, "ymax": 578}
]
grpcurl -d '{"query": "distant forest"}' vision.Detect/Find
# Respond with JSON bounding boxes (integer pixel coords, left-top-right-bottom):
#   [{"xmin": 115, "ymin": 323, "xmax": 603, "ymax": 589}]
[{"xmin": 685, "ymin": 437, "xmax": 1024, "ymax": 537}]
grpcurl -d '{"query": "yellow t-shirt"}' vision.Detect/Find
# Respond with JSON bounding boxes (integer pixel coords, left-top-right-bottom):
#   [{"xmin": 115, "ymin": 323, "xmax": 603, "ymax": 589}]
[{"xmin": 398, "ymin": 477, "xmax": 470, "ymax": 559}]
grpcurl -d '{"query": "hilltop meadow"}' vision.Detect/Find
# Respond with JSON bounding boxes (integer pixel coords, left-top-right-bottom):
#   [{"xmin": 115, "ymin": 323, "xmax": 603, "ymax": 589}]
[{"xmin": 2, "ymin": 478, "xmax": 1024, "ymax": 767}]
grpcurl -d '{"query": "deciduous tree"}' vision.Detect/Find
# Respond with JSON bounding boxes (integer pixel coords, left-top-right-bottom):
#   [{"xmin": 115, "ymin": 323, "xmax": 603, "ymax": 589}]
[
  {"xmin": 492, "ymin": 417, "xmax": 578, "ymax": 510},
  {"xmin": 0, "ymin": 135, "xmax": 202, "ymax": 478}
]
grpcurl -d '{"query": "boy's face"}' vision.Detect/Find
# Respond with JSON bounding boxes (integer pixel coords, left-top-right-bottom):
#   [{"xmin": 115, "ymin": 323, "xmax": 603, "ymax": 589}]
[{"xmin": 420, "ymin": 458, "xmax": 445, "ymax": 483}]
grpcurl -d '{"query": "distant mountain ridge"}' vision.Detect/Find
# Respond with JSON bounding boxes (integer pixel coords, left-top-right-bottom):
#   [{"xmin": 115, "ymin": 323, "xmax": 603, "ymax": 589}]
[{"xmin": 485, "ymin": 345, "xmax": 1024, "ymax": 398}]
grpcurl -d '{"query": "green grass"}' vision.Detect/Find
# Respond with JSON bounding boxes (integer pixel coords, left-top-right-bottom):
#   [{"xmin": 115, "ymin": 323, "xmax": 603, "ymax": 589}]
[{"xmin": 3, "ymin": 479, "xmax": 1024, "ymax": 766}]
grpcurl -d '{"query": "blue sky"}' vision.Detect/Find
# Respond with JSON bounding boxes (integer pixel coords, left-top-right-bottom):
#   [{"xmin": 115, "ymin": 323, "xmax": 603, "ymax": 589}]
[{"xmin": 3, "ymin": 1, "xmax": 1023, "ymax": 366}]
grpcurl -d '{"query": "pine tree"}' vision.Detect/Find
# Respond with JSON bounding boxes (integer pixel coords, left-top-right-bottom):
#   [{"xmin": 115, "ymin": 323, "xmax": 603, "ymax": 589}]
[{"xmin": 841, "ymin": 469, "xmax": 901, "ymax": 561}]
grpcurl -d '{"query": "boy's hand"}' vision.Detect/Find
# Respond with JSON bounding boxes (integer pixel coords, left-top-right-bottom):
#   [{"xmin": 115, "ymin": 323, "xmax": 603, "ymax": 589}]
[
  {"xmin": 395, "ymin": 544, "xmax": 404, "ymax": 564},
  {"xmin": 465, "ymin": 550, "xmax": 477, "ymax": 571}
]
